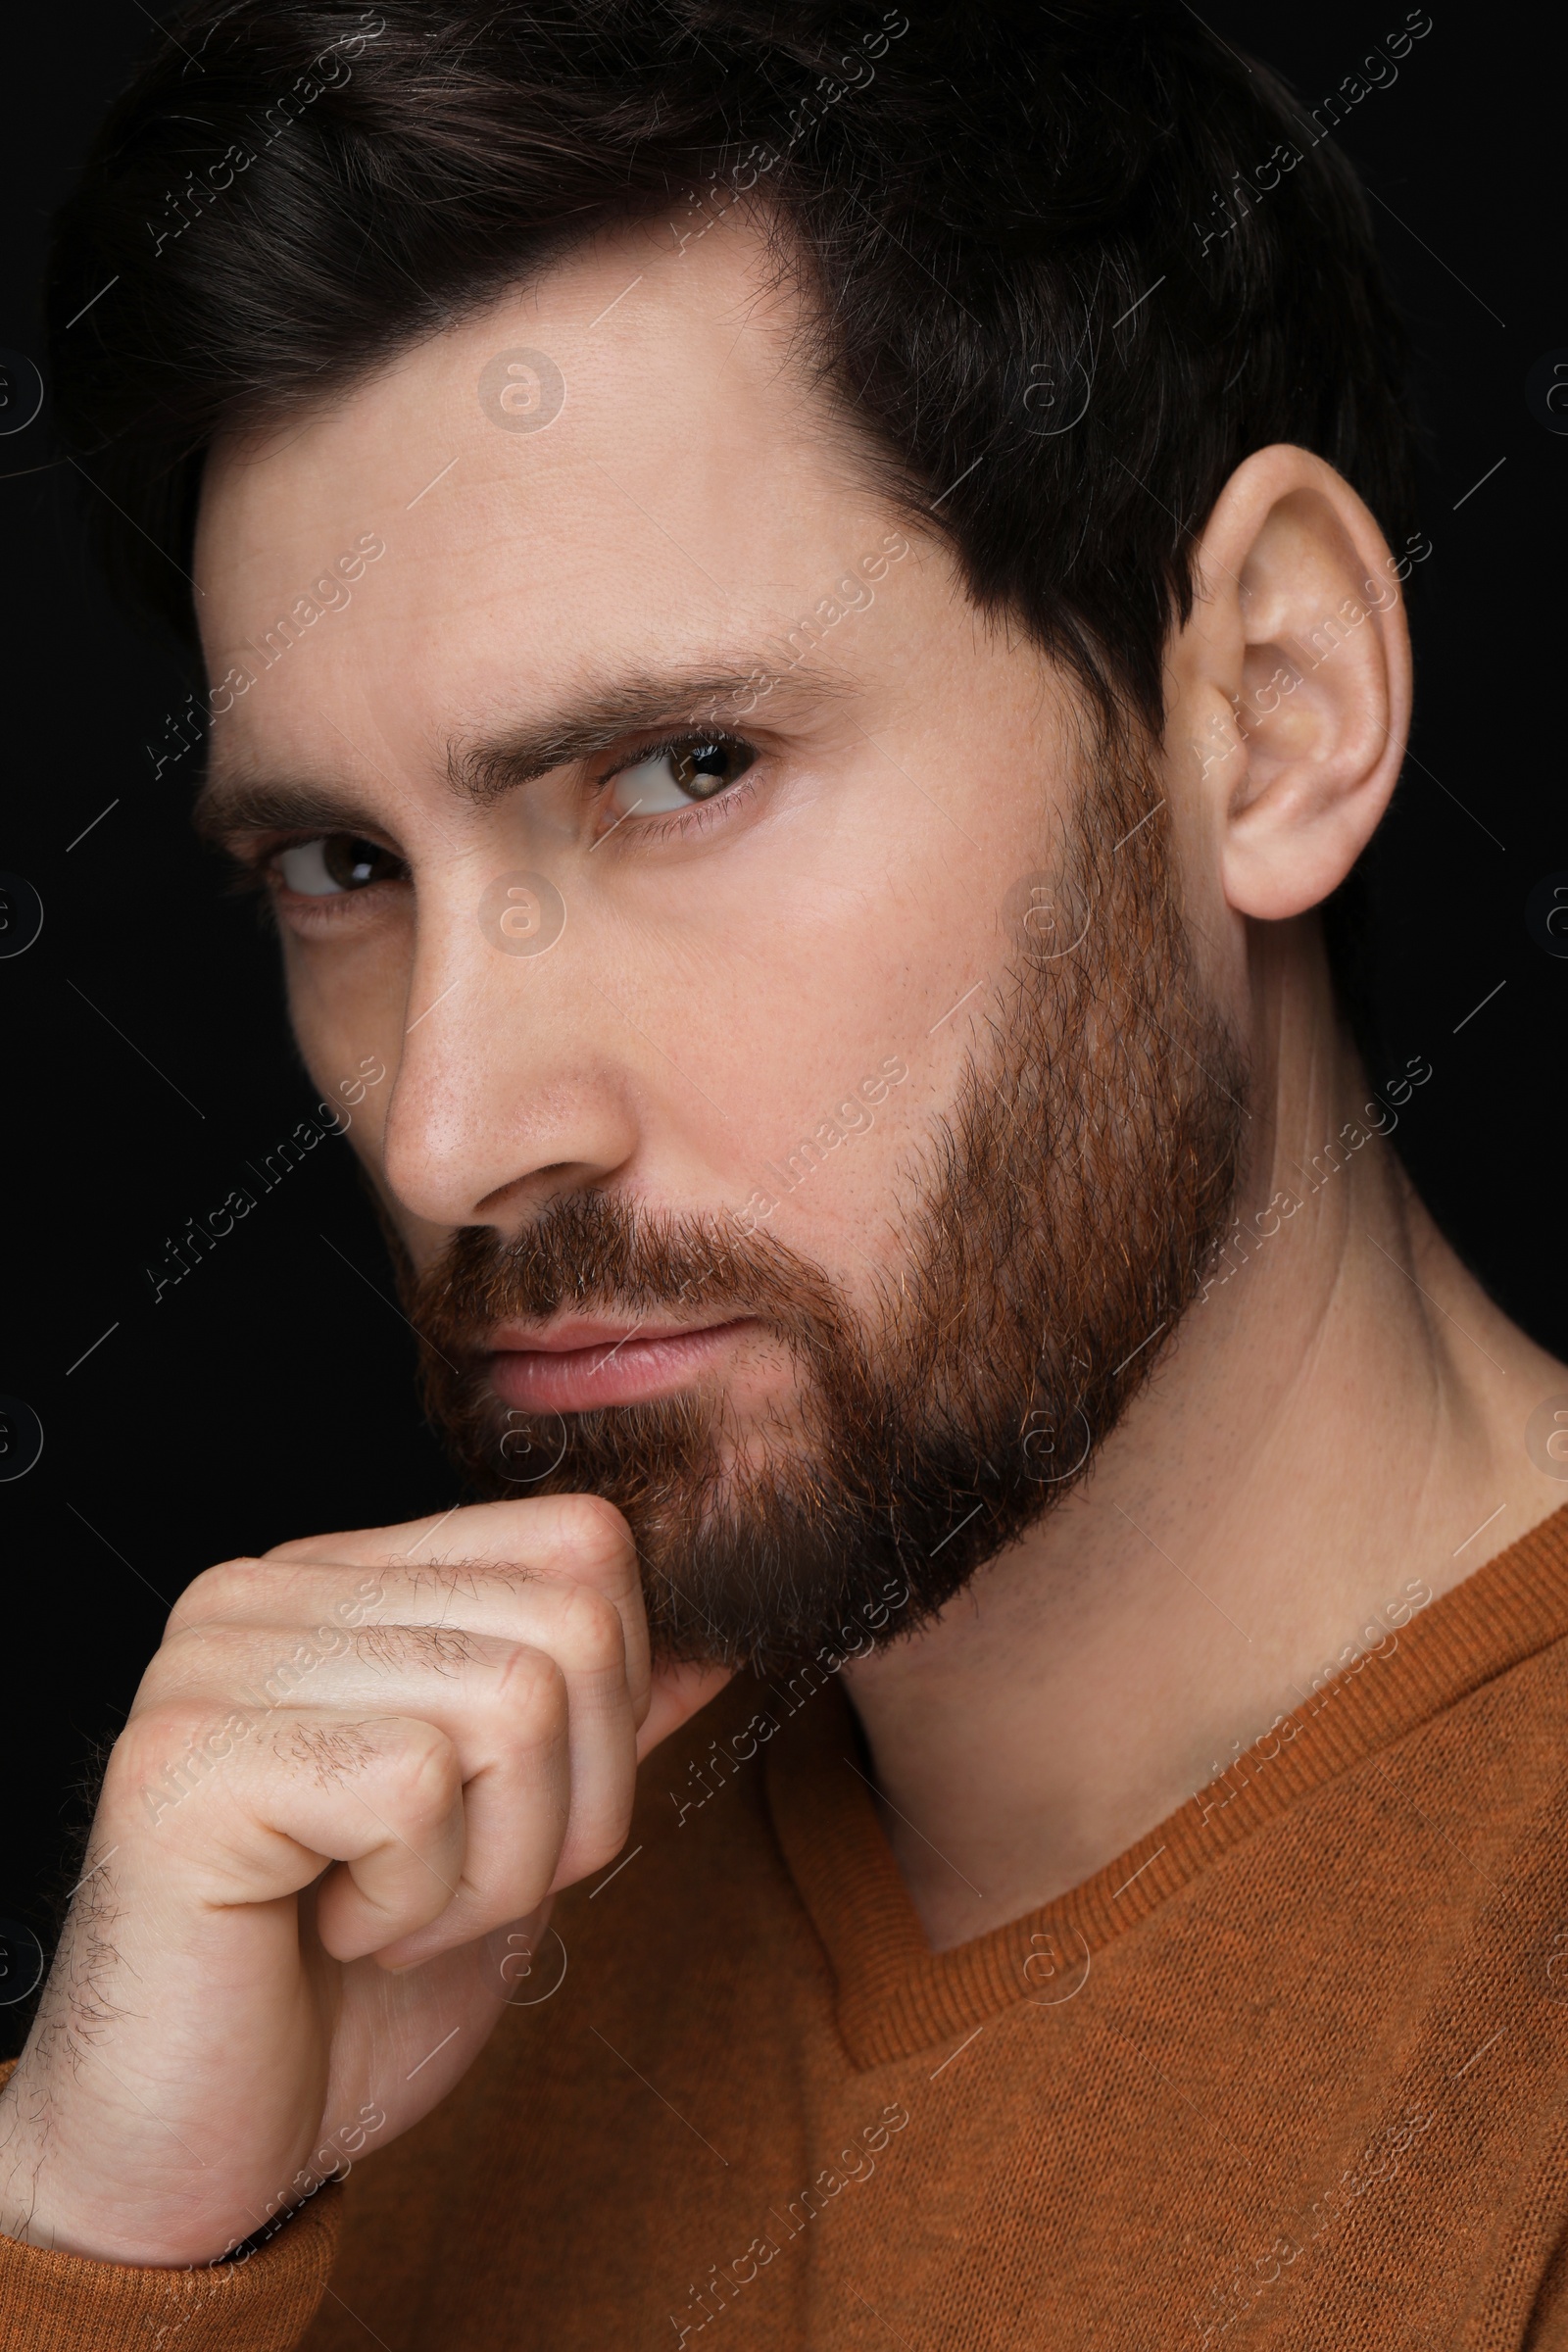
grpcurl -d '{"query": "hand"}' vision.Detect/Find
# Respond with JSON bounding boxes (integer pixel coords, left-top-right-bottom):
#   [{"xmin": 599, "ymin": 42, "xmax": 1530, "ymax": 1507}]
[{"xmin": 0, "ymin": 1496, "xmax": 729, "ymax": 2267}]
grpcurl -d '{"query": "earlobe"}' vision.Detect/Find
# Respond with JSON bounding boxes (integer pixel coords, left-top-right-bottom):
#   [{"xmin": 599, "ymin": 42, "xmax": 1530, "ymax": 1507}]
[{"xmin": 1175, "ymin": 446, "xmax": 1413, "ymax": 923}]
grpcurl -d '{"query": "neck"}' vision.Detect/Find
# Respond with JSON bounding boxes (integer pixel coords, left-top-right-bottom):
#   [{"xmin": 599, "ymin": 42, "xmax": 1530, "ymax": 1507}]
[{"xmin": 843, "ymin": 922, "xmax": 1567, "ymax": 1950}]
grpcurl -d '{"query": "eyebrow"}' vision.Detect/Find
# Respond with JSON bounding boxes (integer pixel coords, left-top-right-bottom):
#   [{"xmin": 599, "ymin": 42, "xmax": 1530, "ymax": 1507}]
[
  {"xmin": 193, "ymin": 776, "xmax": 389, "ymax": 845},
  {"xmin": 450, "ymin": 664, "xmax": 858, "ymax": 808},
  {"xmin": 195, "ymin": 662, "xmax": 858, "ymax": 841}
]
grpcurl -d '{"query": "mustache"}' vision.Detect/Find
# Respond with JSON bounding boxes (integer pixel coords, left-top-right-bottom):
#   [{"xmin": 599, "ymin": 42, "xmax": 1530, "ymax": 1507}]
[
  {"xmin": 405, "ymin": 1186, "xmax": 858, "ymax": 1369},
  {"xmin": 400, "ymin": 1184, "xmax": 898, "ymax": 1668}
]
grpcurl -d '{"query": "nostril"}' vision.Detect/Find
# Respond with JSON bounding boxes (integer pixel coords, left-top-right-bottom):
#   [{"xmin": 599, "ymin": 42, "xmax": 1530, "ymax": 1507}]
[{"xmin": 474, "ymin": 1164, "xmax": 579, "ymax": 1218}]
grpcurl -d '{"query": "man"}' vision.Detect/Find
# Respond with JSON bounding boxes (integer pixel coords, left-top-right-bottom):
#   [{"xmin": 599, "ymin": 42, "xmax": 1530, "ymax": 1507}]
[{"xmin": 4, "ymin": 1, "xmax": 1566, "ymax": 2343}]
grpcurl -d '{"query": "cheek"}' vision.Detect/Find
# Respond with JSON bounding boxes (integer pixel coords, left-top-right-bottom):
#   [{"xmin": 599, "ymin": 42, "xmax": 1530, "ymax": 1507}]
[
  {"xmin": 280, "ymin": 930, "xmax": 407, "ymax": 1163},
  {"xmin": 733, "ymin": 1061, "xmax": 915, "ymax": 1258},
  {"xmin": 666, "ymin": 879, "xmax": 1003, "ymax": 1241}
]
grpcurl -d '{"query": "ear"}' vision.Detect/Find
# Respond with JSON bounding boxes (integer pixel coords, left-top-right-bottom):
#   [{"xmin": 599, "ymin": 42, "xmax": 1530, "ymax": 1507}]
[{"xmin": 1167, "ymin": 445, "xmax": 1413, "ymax": 921}]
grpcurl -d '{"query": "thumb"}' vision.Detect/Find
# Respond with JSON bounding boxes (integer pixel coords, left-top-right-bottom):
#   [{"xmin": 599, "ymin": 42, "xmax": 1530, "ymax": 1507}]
[{"xmin": 636, "ymin": 1661, "xmax": 735, "ymax": 1761}]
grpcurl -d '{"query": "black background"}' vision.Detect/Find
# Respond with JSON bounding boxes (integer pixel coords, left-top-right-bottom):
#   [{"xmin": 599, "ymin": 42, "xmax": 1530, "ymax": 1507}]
[{"xmin": 2, "ymin": 2, "xmax": 1564, "ymax": 2048}]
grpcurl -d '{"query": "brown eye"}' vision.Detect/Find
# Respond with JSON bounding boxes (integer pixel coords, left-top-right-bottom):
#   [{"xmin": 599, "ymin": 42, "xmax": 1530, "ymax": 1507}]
[
  {"xmin": 323, "ymin": 835, "xmax": 407, "ymax": 888},
  {"xmin": 667, "ymin": 740, "xmax": 755, "ymax": 799},
  {"xmin": 610, "ymin": 735, "xmax": 758, "ymax": 819},
  {"xmin": 274, "ymin": 836, "xmax": 408, "ymax": 897}
]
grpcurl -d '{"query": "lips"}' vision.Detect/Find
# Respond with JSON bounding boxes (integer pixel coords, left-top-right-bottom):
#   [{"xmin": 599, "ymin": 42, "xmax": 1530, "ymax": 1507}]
[{"xmin": 487, "ymin": 1316, "xmax": 758, "ymax": 1414}]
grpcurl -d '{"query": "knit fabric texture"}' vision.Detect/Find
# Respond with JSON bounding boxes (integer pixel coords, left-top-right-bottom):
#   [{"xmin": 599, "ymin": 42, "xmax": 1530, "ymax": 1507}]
[{"xmin": 5, "ymin": 1504, "xmax": 1568, "ymax": 2349}]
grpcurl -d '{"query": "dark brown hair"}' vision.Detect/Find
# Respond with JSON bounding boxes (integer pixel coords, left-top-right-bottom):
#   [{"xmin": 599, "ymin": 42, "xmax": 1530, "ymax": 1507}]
[{"xmin": 48, "ymin": 0, "xmax": 1420, "ymax": 1034}]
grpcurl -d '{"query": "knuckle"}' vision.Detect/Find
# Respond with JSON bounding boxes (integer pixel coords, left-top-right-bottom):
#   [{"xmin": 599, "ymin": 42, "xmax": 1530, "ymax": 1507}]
[
  {"xmin": 494, "ymin": 1642, "xmax": 569, "ymax": 1733},
  {"xmin": 556, "ymin": 1494, "xmax": 637, "ymax": 1580},
  {"xmin": 168, "ymin": 1554, "xmax": 260, "ymax": 1628},
  {"xmin": 152, "ymin": 1623, "xmax": 225, "ymax": 1683},
  {"xmin": 120, "ymin": 1695, "xmax": 221, "ymax": 1755},
  {"xmin": 550, "ymin": 1582, "xmax": 626, "ymax": 1674},
  {"xmin": 381, "ymin": 1720, "xmax": 461, "ymax": 1822},
  {"xmin": 110, "ymin": 1700, "xmax": 243, "ymax": 1798}
]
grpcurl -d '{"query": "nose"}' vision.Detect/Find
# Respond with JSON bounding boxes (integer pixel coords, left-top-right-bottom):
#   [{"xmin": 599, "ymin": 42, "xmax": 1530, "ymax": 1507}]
[{"xmin": 379, "ymin": 877, "xmax": 639, "ymax": 1231}]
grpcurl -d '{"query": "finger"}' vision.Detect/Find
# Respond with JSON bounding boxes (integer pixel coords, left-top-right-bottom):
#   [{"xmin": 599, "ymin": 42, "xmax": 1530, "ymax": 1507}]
[
  {"xmin": 257, "ymin": 1494, "xmax": 651, "ymax": 1723},
  {"xmin": 146, "ymin": 1615, "xmax": 627, "ymax": 1936},
  {"xmin": 157, "ymin": 1574, "xmax": 640, "ymax": 1879},
  {"xmin": 637, "ymin": 1661, "xmax": 736, "ymax": 1760},
  {"xmin": 121, "ymin": 1702, "xmax": 466, "ymax": 1962},
  {"xmin": 373, "ymin": 1644, "xmax": 572, "ymax": 1968}
]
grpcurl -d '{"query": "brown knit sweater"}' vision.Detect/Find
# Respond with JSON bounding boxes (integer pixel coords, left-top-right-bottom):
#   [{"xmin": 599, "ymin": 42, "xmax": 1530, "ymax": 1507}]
[{"xmin": 7, "ymin": 1505, "xmax": 1568, "ymax": 2349}]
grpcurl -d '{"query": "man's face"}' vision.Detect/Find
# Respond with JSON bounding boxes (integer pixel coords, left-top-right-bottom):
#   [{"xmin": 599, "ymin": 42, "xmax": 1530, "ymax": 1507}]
[{"xmin": 196, "ymin": 216, "xmax": 1245, "ymax": 1666}]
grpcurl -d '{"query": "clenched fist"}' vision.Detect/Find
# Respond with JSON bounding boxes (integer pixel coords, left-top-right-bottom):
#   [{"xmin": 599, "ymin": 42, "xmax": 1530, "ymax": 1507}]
[{"xmin": 0, "ymin": 1497, "xmax": 728, "ymax": 2267}]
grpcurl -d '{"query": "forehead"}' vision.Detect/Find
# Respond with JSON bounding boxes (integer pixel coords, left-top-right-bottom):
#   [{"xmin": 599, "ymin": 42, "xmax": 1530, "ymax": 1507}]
[{"xmin": 194, "ymin": 216, "xmax": 899, "ymax": 766}]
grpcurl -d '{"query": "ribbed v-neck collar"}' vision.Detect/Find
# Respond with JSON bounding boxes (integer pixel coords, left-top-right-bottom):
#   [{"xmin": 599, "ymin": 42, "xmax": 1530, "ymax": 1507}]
[{"xmin": 763, "ymin": 1503, "xmax": 1568, "ymax": 2068}]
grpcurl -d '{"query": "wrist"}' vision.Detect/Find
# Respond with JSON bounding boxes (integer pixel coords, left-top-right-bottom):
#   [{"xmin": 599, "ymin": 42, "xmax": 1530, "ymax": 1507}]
[{"xmin": 0, "ymin": 2071, "xmax": 217, "ymax": 2268}]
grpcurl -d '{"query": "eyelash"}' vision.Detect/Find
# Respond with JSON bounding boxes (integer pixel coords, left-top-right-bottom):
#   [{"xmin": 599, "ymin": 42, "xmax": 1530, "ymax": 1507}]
[
  {"xmin": 590, "ymin": 731, "xmax": 762, "ymax": 846},
  {"xmin": 235, "ymin": 726, "xmax": 764, "ymax": 913},
  {"xmin": 224, "ymin": 842, "xmax": 406, "ymax": 925}
]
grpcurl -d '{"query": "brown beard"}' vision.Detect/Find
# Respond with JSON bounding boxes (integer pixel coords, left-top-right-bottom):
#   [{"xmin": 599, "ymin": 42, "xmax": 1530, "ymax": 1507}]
[{"xmin": 403, "ymin": 724, "xmax": 1248, "ymax": 1673}]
